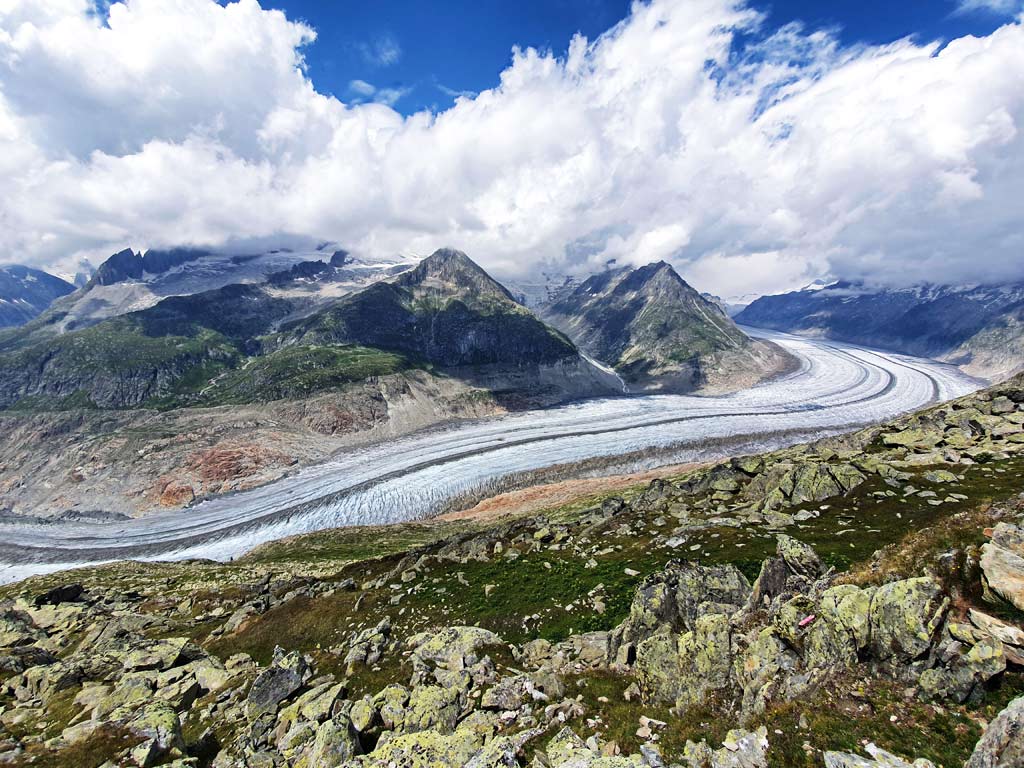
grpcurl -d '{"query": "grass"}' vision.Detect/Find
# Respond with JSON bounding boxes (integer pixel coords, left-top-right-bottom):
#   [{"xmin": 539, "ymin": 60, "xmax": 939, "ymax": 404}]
[{"xmin": 193, "ymin": 344, "xmax": 415, "ymax": 406}]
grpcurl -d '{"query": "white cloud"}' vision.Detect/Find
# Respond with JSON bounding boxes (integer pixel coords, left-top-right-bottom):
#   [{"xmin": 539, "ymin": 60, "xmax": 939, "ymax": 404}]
[
  {"xmin": 348, "ymin": 79, "xmax": 377, "ymax": 97},
  {"xmin": 346, "ymin": 78, "xmax": 410, "ymax": 107},
  {"xmin": 0, "ymin": 0, "xmax": 1023, "ymax": 298},
  {"xmin": 956, "ymin": 0, "xmax": 1023, "ymax": 15},
  {"xmin": 358, "ymin": 33, "xmax": 401, "ymax": 67}
]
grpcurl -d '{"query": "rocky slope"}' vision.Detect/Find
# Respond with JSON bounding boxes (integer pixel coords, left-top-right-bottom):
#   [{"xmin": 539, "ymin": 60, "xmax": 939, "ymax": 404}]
[
  {"xmin": 541, "ymin": 262, "xmax": 793, "ymax": 392},
  {"xmin": 0, "ymin": 266, "xmax": 74, "ymax": 329},
  {"xmin": 0, "ymin": 372, "xmax": 1023, "ymax": 766},
  {"xmin": 0, "ymin": 371, "xmax": 503, "ymax": 519},
  {"xmin": 736, "ymin": 281, "xmax": 1024, "ymax": 382}
]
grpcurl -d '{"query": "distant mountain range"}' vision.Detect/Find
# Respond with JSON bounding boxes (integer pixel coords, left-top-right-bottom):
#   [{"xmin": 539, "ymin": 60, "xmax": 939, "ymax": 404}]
[
  {"xmin": 0, "ymin": 265, "xmax": 75, "ymax": 328},
  {"xmin": 540, "ymin": 262, "xmax": 792, "ymax": 392},
  {"xmin": 736, "ymin": 280, "xmax": 1024, "ymax": 381}
]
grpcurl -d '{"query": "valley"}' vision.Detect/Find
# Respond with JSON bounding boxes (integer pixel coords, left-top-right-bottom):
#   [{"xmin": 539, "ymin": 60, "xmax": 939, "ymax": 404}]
[{"xmin": 0, "ymin": 329, "xmax": 980, "ymax": 583}]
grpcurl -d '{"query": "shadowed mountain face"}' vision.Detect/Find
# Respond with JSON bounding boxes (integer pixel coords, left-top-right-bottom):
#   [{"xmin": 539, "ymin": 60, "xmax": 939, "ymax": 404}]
[
  {"xmin": 0, "ymin": 266, "xmax": 75, "ymax": 328},
  {"xmin": 736, "ymin": 281, "xmax": 1024, "ymax": 382},
  {"xmin": 541, "ymin": 262, "xmax": 789, "ymax": 392}
]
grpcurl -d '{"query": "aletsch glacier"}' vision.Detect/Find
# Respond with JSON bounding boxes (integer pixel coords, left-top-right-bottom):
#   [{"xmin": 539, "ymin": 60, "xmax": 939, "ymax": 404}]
[{"xmin": 0, "ymin": 329, "xmax": 982, "ymax": 581}]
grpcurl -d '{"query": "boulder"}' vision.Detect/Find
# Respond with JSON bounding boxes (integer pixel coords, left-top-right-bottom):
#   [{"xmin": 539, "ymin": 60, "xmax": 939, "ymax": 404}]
[
  {"xmin": 32, "ymin": 583, "xmax": 84, "ymax": 607},
  {"xmin": 734, "ymin": 627, "xmax": 799, "ymax": 720},
  {"xmin": 611, "ymin": 562, "xmax": 750, "ymax": 663},
  {"xmin": 776, "ymin": 535, "xmax": 824, "ymax": 579},
  {"xmin": 683, "ymin": 727, "xmax": 769, "ymax": 768},
  {"xmin": 981, "ymin": 523, "xmax": 1024, "ymax": 611},
  {"xmin": 123, "ymin": 637, "xmax": 203, "ymax": 672},
  {"xmin": 403, "ymin": 683, "xmax": 464, "ymax": 734},
  {"xmin": 868, "ymin": 577, "xmax": 948, "ymax": 661},
  {"xmin": 918, "ymin": 637, "xmax": 1005, "ymax": 703},
  {"xmin": 246, "ymin": 650, "xmax": 309, "ymax": 720},
  {"xmin": 637, "ymin": 612, "xmax": 734, "ymax": 711},
  {"xmin": 301, "ymin": 714, "xmax": 361, "ymax": 766},
  {"xmin": 127, "ymin": 700, "xmax": 186, "ymax": 767},
  {"xmin": 824, "ymin": 743, "xmax": 935, "ymax": 767},
  {"xmin": 408, "ymin": 626, "xmax": 503, "ymax": 671},
  {"xmin": 965, "ymin": 693, "xmax": 1024, "ymax": 768}
]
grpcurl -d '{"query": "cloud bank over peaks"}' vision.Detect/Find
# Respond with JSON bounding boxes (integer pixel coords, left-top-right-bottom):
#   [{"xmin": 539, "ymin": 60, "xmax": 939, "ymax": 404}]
[{"xmin": 0, "ymin": 0, "xmax": 1022, "ymax": 299}]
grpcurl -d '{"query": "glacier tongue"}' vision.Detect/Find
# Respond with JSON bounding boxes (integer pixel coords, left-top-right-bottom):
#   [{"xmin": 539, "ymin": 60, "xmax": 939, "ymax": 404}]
[{"xmin": 0, "ymin": 328, "xmax": 982, "ymax": 583}]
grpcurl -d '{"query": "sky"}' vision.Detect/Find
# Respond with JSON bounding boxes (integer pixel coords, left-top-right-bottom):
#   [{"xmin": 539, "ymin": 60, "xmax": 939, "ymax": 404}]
[
  {"xmin": 266, "ymin": 0, "xmax": 1017, "ymax": 116},
  {"xmin": 0, "ymin": 0, "xmax": 1022, "ymax": 299}
]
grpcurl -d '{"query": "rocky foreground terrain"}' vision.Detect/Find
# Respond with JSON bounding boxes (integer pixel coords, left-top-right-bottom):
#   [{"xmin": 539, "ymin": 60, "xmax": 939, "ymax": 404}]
[{"xmin": 2, "ymin": 375, "xmax": 1024, "ymax": 766}]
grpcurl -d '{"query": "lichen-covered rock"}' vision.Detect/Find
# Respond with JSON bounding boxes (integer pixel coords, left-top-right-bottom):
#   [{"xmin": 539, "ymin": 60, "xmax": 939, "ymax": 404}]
[
  {"xmin": 637, "ymin": 613, "xmax": 734, "ymax": 711},
  {"xmin": 820, "ymin": 585, "xmax": 874, "ymax": 651},
  {"xmin": 683, "ymin": 727, "xmax": 769, "ymax": 768},
  {"xmin": 610, "ymin": 562, "xmax": 750, "ymax": 664},
  {"xmin": 374, "ymin": 684, "xmax": 410, "ymax": 730},
  {"xmin": 481, "ymin": 674, "xmax": 528, "ymax": 710},
  {"xmin": 546, "ymin": 726, "xmax": 589, "ymax": 764},
  {"xmin": 918, "ymin": 637, "xmax": 1005, "ymax": 703},
  {"xmin": 356, "ymin": 727, "xmax": 481, "ymax": 767},
  {"xmin": 403, "ymin": 684, "xmax": 464, "ymax": 734},
  {"xmin": 296, "ymin": 714, "xmax": 361, "ymax": 767},
  {"xmin": 407, "ymin": 626, "xmax": 503, "ymax": 671},
  {"xmin": 802, "ymin": 610, "xmax": 859, "ymax": 672},
  {"xmin": 246, "ymin": 650, "xmax": 309, "ymax": 720},
  {"xmin": 123, "ymin": 638, "xmax": 201, "ymax": 671},
  {"xmin": 868, "ymin": 577, "xmax": 948, "ymax": 661},
  {"xmin": 824, "ymin": 743, "xmax": 935, "ymax": 767},
  {"xmin": 734, "ymin": 627, "xmax": 799, "ymax": 720},
  {"xmin": 790, "ymin": 463, "xmax": 842, "ymax": 505},
  {"xmin": 345, "ymin": 617, "xmax": 391, "ymax": 673},
  {"xmin": 965, "ymin": 693, "xmax": 1024, "ymax": 768},
  {"xmin": 127, "ymin": 700, "xmax": 186, "ymax": 766},
  {"xmin": 776, "ymin": 535, "xmax": 824, "ymax": 580},
  {"xmin": 829, "ymin": 463, "xmax": 867, "ymax": 493}
]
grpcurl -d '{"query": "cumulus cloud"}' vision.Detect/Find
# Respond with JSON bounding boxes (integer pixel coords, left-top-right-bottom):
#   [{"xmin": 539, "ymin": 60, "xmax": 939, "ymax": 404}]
[{"xmin": 0, "ymin": 0, "xmax": 1023, "ymax": 298}]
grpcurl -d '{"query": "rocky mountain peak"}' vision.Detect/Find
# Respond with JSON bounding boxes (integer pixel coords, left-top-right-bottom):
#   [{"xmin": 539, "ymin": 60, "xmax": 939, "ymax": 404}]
[
  {"xmin": 540, "ymin": 260, "xmax": 785, "ymax": 392},
  {"xmin": 399, "ymin": 248, "xmax": 517, "ymax": 303},
  {"xmin": 88, "ymin": 247, "xmax": 142, "ymax": 287}
]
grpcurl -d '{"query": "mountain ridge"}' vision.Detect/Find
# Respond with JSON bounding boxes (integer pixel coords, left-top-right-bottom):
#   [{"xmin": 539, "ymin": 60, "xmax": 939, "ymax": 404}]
[
  {"xmin": 737, "ymin": 279, "xmax": 1024, "ymax": 381},
  {"xmin": 0, "ymin": 248, "xmax": 618, "ymax": 412},
  {"xmin": 541, "ymin": 261, "xmax": 793, "ymax": 392},
  {"xmin": 0, "ymin": 265, "xmax": 75, "ymax": 329}
]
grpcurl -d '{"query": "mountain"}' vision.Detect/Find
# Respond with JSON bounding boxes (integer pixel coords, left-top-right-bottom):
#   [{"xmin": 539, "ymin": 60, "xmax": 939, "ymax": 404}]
[
  {"xmin": 0, "ymin": 265, "xmax": 75, "ymax": 328},
  {"xmin": 736, "ymin": 280, "xmax": 1024, "ymax": 381},
  {"xmin": 540, "ymin": 261, "xmax": 793, "ymax": 392},
  {"xmin": 19, "ymin": 243, "xmax": 418, "ymax": 341},
  {"xmin": 0, "ymin": 248, "xmax": 617, "ymax": 412},
  {"xmin": 280, "ymin": 248, "xmax": 617, "ymax": 400}
]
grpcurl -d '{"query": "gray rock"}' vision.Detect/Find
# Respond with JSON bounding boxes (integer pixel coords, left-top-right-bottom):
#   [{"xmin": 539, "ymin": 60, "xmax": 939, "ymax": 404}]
[{"xmin": 965, "ymin": 693, "xmax": 1024, "ymax": 768}]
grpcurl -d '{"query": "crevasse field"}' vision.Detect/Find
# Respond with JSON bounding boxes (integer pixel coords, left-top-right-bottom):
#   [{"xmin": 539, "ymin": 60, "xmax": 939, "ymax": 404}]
[{"xmin": 0, "ymin": 330, "xmax": 981, "ymax": 582}]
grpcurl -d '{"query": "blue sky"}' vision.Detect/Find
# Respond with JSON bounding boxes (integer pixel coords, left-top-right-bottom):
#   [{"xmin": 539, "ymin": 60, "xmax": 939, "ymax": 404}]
[{"xmin": 263, "ymin": 0, "xmax": 1014, "ymax": 114}]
